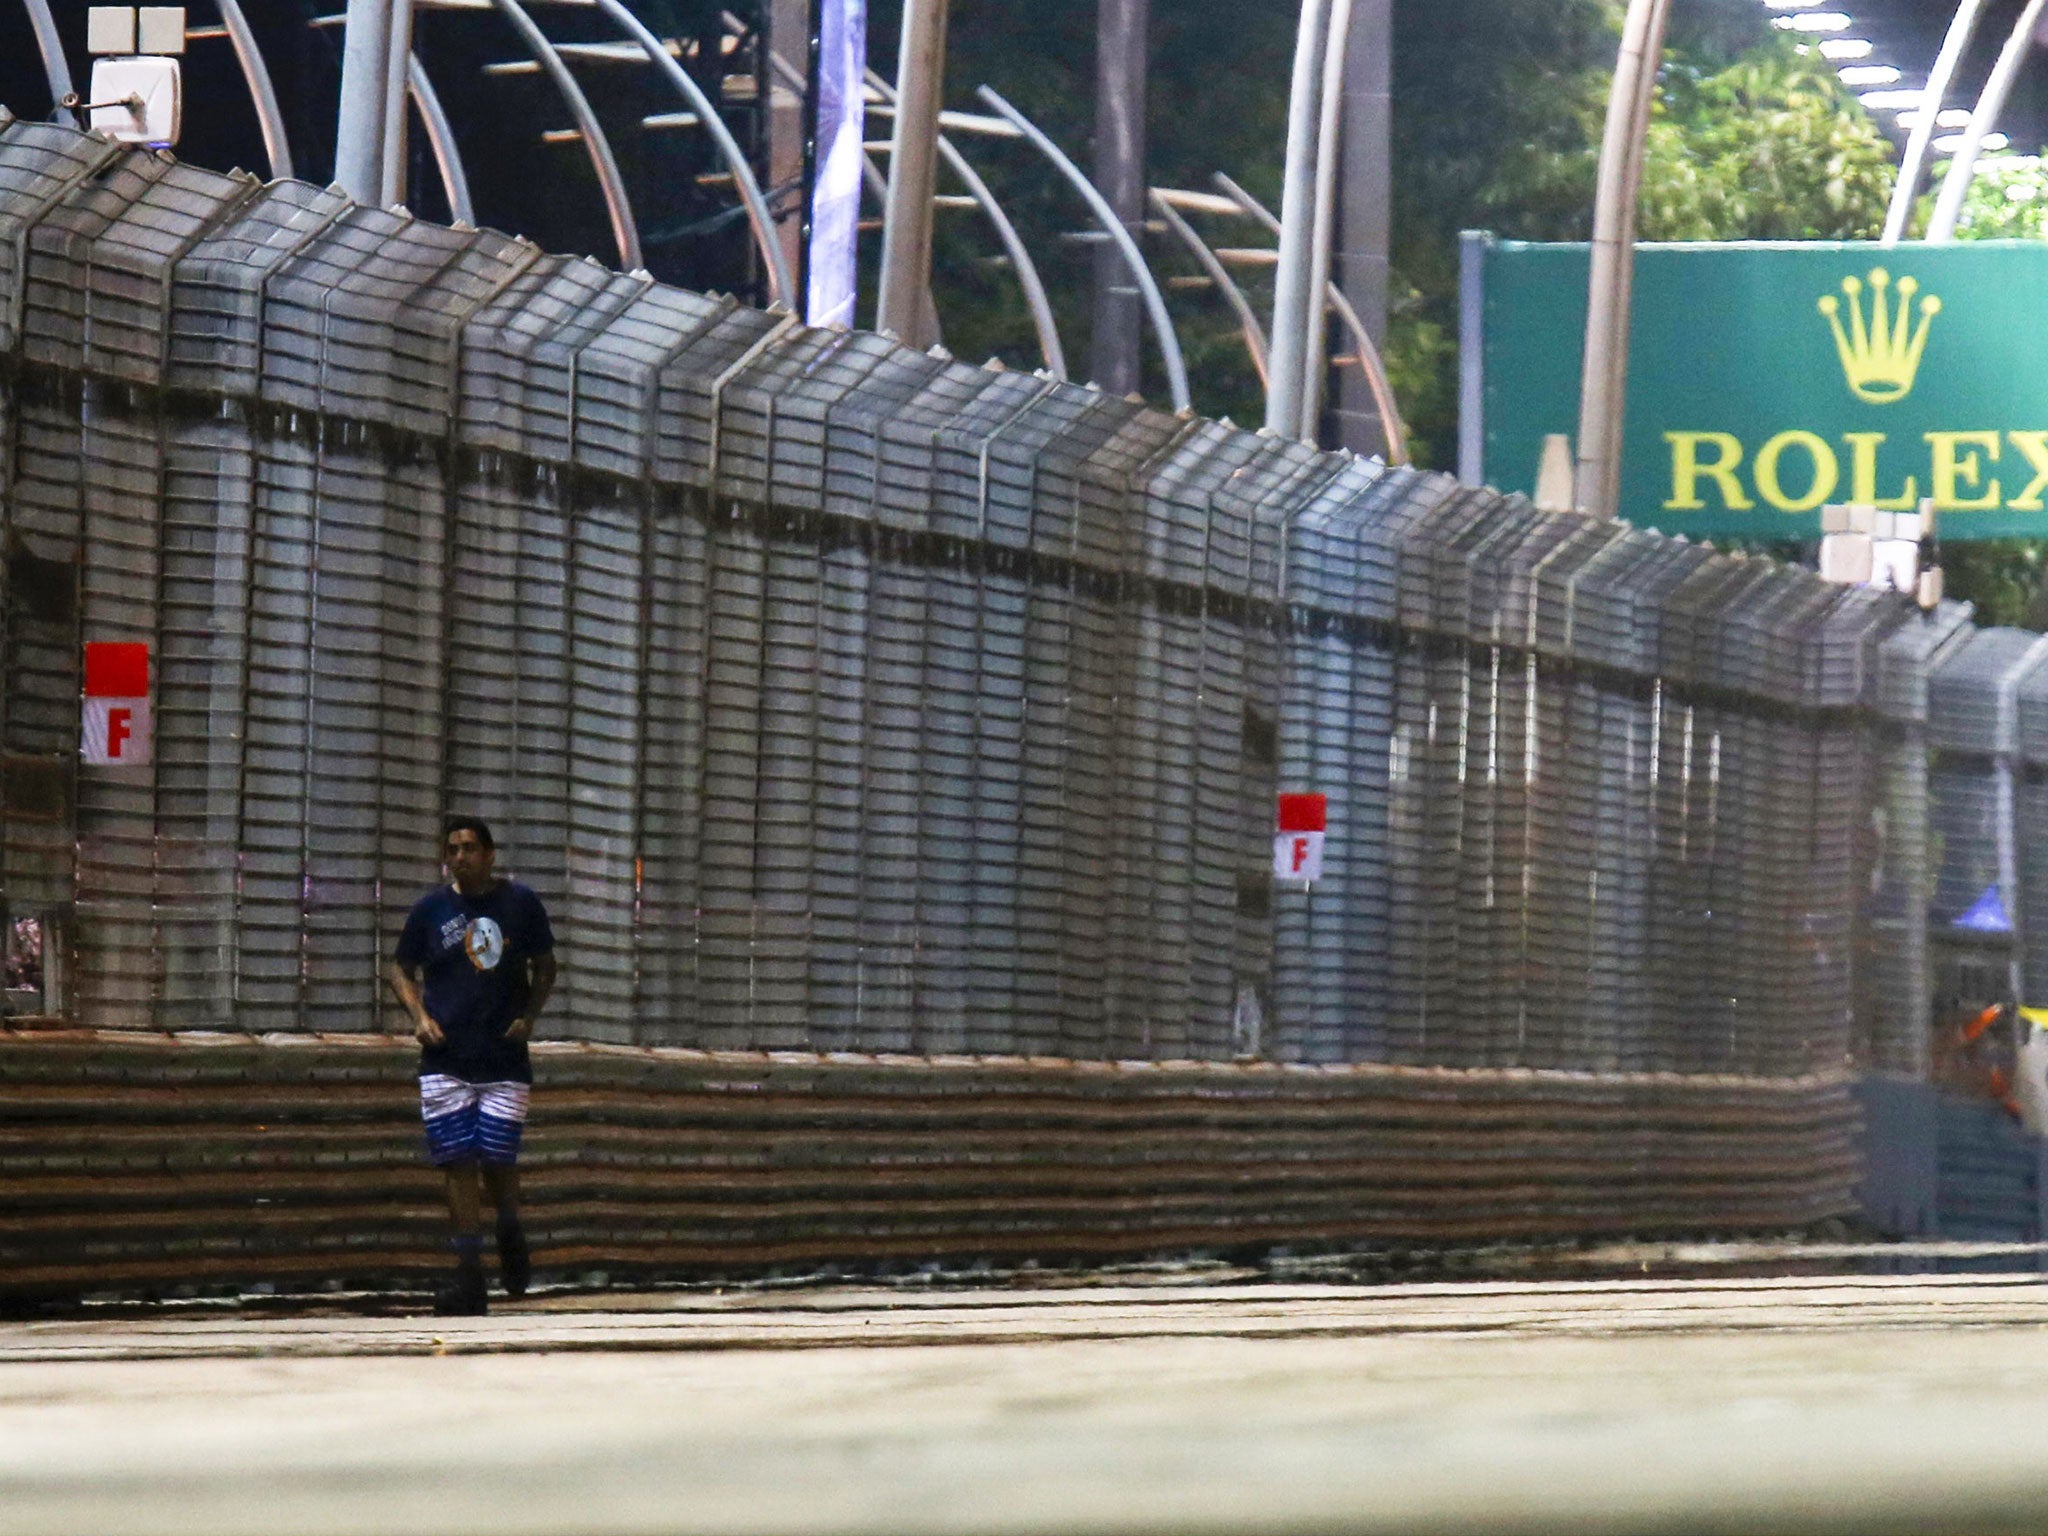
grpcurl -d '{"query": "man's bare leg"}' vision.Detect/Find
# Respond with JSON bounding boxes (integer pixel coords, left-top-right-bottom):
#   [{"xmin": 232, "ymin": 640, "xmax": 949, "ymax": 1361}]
[
  {"xmin": 434, "ymin": 1161, "xmax": 488, "ymax": 1315},
  {"xmin": 482, "ymin": 1164, "xmax": 529, "ymax": 1297},
  {"xmin": 443, "ymin": 1161, "xmax": 483, "ymax": 1231}
]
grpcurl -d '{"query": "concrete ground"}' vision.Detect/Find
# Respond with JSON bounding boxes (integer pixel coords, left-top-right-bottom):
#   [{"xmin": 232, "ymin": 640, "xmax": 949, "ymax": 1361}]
[{"xmin": 11, "ymin": 1272, "xmax": 2048, "ymax": 1534}]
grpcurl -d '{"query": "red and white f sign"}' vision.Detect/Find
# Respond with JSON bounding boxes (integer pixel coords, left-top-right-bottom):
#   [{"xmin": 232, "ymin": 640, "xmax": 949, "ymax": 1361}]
[
  {"xmin": 82, "ymin": 642, "xmax": 152, "ymax": 767},
  {"xmin": 1274, "ymin": 793, "xmax": 1326, "ymax": 884}
]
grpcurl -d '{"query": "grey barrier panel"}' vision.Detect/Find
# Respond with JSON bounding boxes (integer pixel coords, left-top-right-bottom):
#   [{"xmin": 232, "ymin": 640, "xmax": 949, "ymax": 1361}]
[
  {"xmin": 1050, "ymin": 401, "xmax": 1179, "ymax": 1059},
  {"xmin": 636, "ymin": 501, "xmax": 709, "ymax": 1043},
  {"xmin": 374, "ymin": 442, "xmax": 451, "ymax": 1032},
  {"xmin": 168, "ymin": 180, "xmax": 353, "ymax": 399},
  {"xmin": 925, "ymin": 368, "xmax": 1057, "ymax": 541},
  {"xmin": 1457, "ymin": 505, "xmax": 1576, "ymax": 1067},
  {"xmin": 1133, "ymin": 418, "xmax": 1270, "ymax": 1056},
  {"xmin": 919, "ymin": 369, "xmax": 1065, "ymax": 1048},
  {"xmin": 1, "ymin": 381, "xmax": 86, "ymax": 914},
  {"xmin": 1515, "ymin": 523, "xmax": 1626, "ymax": 1067},
  {"xmin": 1422, "ymin": 495, "xmax": 1546, "ymax": 1064},
  {"xmin": 237, "ymin": 426, "xmax": 319, "ymax": 1029},
  {"xmin": 0, "ymin": 127, "xmax": 2007, "ymax": 1085},
  {"xmin": 2018, "ymin": 661, "xmax": 2048, "ymax": 1006},
  {"xmin": 302, "ymin": 439, "xmax": 409, "ymax": 1035},
  {"xmin": 24, "ymin": 148, "xmax": 173, "ymax": 376},
  {"xmin": 744, "ymin": 337, "xmax": 896, "ymax": 1048},
  {"xmin": 156, "ymin": 409, "xmax": 255, "ymax": 1028},
  {"xmin": 720, "ymin": 327, "xmax": 862, "ymax": 514},
  {"xmin": 1392, "ymin": 487, "xmax": 1498, "ymax": 1067},
  {"xmin": 71, "ymin": 402, "xmax": 168, "ymax": 1030},
  {"xmin": 1075, "ymin": 408, "xmax": 1196, "ymax": 1059},
  {"xmin": 19, "ymin": 149, "xmax": 237, "ymax": 381},
  {"xmin": 573, "ymin": 284, "xmax": 729, "ymax": 482},
  {"xmin": 831, "ymin": 346, "xmax": 959, "ymax": 530},
  {"xmin": 1223, "ymin": 437, "xmax": 1344, "ymax": 1056},
  {"xmin": 458, "ymin": 254, "xmax": 651, "ymax": 461},
  {"xmin": 1271, "ymin": 458, "xmax": 1394, "ymax": 1061},
  {"xmin": 0, "ymin": 116, "xmax": 125, "ymax": 356},
  {"xmin": 456, "ymin": 252, "xmax": 574, "ymax": 455},
  {"xmin": 1860, "ymin": 605, "xmax": 1975, "ymax": 1075},
  {"xmin": 735, "ymin": 336, "xmax": 876, "ymax": 1046},
  {"xmin": 652, "ymin": 303, "xmax": 790, "ymax": 492},
  {"xmin": 270, "ymin": 209, "xmax": 534, "ymax": 436},
  {"xmin": 563, "ymin": 478, "xmax": 644, "ymax": 1044},
  {"xmin": 1926, "ymin": 629, "xmax": 2048, "ymax": 1018}
]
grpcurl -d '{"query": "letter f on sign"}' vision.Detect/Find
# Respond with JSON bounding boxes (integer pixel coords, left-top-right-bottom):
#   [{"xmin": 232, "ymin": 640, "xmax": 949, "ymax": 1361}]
[{"xmin": 107, "ymin": 708, "xmax": 131, "ymax": 760}]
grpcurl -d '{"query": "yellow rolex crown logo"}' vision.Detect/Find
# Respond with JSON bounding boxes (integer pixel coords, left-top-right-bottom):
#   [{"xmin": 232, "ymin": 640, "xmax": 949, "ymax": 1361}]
[{"xmin": 1817, "ymin": 267, "xmax": 1941, "ymax": 405}]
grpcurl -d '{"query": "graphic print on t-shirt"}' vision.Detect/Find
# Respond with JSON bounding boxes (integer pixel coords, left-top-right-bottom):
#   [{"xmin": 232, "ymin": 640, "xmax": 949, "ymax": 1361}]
[{"xmin": 464, "ymin": 916, "xmax": 505, "ymax": 971}]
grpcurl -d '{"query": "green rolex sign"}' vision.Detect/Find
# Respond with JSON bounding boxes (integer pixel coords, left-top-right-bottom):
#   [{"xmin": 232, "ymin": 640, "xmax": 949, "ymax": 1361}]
[{"xmin": 1464, "ymin": 236, "xmax": 2048, "ymax": 541}]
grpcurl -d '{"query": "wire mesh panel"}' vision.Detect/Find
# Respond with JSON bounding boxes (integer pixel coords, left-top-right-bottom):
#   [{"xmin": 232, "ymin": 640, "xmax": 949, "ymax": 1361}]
[
  {"xmin": 562, "ymin": 479, "xmax": 645, "ymax": 1045},
  {"xmin": 635, "ymin": 495, "xmax": 709, "ymax": 1044},
  {"xmin": 21, "ymin": 149, "xmax": 257, "ymax": 386},
  {"xmin": 0, "ymin": 123, "xmax": 1986, "ymax": 1120},
  {"xmin": 300, "ymin": 431, "xmax": 398, "ymax": 1034},
  {"xmin": 156, "ymin": 405, "xmax": 255, "ymax": 1028},
  {"xmin": 458, "ymin": 255, "xmax": 649, "ymax": 463},
  {"xmin": 1197, "ymin": 435, "xmax": 1336, "ymax": 1060},
  {"xmin": 70, "ymin": 396, "xmax": 164, "ymax": 1030},
  {"xmin": 0, "ymin": 374, "xmax": 83, "ymax": 916},
  {"xmin": 1123, "ymin": 419, "xmax": 1260, "ymax": 1056},
  {"xmin": 237, "ymin": 422, "xmax": 320, "ymax": 1030},
  {"xmin": 0, "ymin": 115, "xmax": 125, "ymax": 356},
  {"xmin": 1073, "ymin": 407, "xmax": 1190, "ymax": 1059},
  {"xmin": 168, "ymin": 179, "xmax": 352, "ymax": 399}
]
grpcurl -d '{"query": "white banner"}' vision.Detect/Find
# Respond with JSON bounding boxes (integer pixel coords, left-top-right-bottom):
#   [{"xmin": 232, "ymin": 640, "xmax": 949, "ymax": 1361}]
[
  {"xmin": 1273, "ymin": 830, "xmax": 1325, "ymax": 883},
  {"xmin": 806, "ymin": 0, "xmax": 866, "ymax": 328},
  {"xmin": 82, "ymin": 696, "xmax": 152, "ymax": 767}
]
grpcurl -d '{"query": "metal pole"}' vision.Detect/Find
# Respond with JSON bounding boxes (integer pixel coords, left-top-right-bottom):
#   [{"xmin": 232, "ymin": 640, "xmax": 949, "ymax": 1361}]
[
  {"xmin": 1266, "ymin": 0, "xmax": 1335, "ymax": 437},
  {"xmin": 876, "ymin": 0, "xmax": 950, "ymax": 345},
  {"xmin": 1927, "ymin": 0, "xmax": 2048, "ymax": 242},
  {"xmin": 1213, "ymin": 173, "xmax": 1406, "ymax": 463},
  {"xmin": 1300, "ymin": 0, "xmax": 1356, "ymax": 438},
  {"xmin": 487, "ymin": 0, "xmax": 642, "ymax": 270},
  {"xmin": 335, "ymin": 0, "xmax": 394, "ymax": 203},
  {"xmin": 1572, "ymin": 0, "xmax": 1671, "ymax": 519},
  {"xmin": 588, "ymin": 0, "xmax": 794, "ymax": 303},
  {"xmin": 978, "ymin": 86, "xmax": 1189, "ymax": 412},
  {"xmin": 1151, "ymin": 189, "xmax": 1268, "ymax": 388},
  {"xmin": 1091, "ymin": 0, "xmax": 1149, "ymax": 397},
  {"xmin": 379, "ymin": 0, "xmax": 416, "ymax": 206},
  {"xmin": 1323, "ymin": 273, "xmax": 1407, "ymax": 466},
  {"xmin": 865, "ymin": 69, "xmax": 1066, "ymax": 379},
  {"xmin": 1883, "ymin": 0, "xmax": 1989, "ymax": 244},
  {"xmin": 216, "ymin": 0, "xmax": 294, "ymax": 179},
  {"xmin": 24, "ymin": 0, "xmax": 75, "ymax": 120},
  {"xmin": 409, "ymin": 53, "xmax": 474, "ymax": 225}
]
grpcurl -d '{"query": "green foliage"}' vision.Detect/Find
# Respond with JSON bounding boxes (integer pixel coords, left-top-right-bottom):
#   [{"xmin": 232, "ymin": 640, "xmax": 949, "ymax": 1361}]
[
  {"xmin": 1637, "ymin": 40, "xmax": 1896, "ymax": 241},
  {"xmin": 1386, "ymin": 9, "xmax": 1897, "ymax": 467},
  {"xmin": 1940, "ymin": 542, "xmax": 2048, "ymax": 629},
  {"xmin": 1932, "ymin": 154, "xmax": 2048, "ymax": 241}
]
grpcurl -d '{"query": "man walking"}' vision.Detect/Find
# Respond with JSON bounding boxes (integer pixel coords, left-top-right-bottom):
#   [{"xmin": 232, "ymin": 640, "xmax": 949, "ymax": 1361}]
[{"xmin": 390, "ymin": 817, "xmax": 557, "ymax": 1316}]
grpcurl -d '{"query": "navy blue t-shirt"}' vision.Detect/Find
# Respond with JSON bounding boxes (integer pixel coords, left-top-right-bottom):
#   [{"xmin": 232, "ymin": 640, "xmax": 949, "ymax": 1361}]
[{"xmin": 394, "ymin": 879, "xmax": 554, "ymax": 1084}]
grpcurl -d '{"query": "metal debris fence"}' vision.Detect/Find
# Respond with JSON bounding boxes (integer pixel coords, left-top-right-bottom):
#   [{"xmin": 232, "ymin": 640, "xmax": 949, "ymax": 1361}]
[{"xmin": 0, "ymin": 113, "xmax": 1985, "ymax": 1083}]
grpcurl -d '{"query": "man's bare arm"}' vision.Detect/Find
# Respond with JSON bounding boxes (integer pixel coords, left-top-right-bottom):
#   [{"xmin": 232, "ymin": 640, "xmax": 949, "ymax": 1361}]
[
  {"xmin": 388, "ymin": 961, "xmax": 444, "ymax": 1045},
  {"xmin": 507, "ymin": 952, "xmax": 557, "ymax": 1042}
]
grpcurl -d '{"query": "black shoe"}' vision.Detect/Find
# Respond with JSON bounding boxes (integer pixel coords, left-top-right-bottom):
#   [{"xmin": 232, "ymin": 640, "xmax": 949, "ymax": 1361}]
[
  {"xmin": 497, "ymin": 1223, "xmax": 530, "ymax": 1299},
  {"xmin": 433, "ymin": 1263, "xmax": 488, "ymax": 1317}
]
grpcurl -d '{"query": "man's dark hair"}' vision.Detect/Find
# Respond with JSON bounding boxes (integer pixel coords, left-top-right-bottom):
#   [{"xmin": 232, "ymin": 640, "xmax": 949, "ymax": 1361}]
[{"xmin": 443, "ymin": 815, "xmax": 494, "ymax": 850}]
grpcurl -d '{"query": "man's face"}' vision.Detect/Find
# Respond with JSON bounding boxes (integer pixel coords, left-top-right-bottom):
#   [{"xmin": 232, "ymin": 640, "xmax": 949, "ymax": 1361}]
[{"xmin": 445, "ymin": 829, "xmax": 495, "ymax": 887}]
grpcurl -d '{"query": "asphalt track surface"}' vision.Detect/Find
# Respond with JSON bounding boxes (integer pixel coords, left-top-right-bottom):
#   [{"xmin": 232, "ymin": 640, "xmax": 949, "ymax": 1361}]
[{"xmin": 12, "ymin": 1272, "xmax": 2048, "ymax": 1534}]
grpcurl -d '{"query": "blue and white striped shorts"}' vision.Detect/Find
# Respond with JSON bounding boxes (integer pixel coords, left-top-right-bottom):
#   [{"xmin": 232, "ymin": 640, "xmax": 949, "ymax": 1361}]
[{"xmin": 420, "ymin": 1074, "xmax": 530, "ymax": 1167}]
